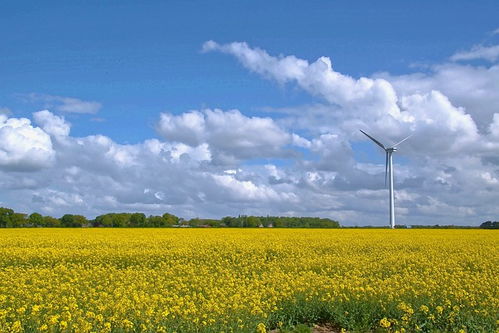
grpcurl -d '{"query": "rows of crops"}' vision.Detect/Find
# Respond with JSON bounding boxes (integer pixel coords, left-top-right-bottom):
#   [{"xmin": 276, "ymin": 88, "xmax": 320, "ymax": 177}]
[{"xmin": 0, "ymin": 229, "xmax": 497, "ymax": 332}]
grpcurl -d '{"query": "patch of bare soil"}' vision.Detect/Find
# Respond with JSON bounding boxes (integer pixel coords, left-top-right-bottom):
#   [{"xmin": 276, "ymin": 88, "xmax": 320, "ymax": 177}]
[
  {"xmin": 311, "ymin": 323, "xmax": 342, "ymax": 333},
  {"xmin": 269, "ymin": 323, "xmax": 342, "ymax": 333}
]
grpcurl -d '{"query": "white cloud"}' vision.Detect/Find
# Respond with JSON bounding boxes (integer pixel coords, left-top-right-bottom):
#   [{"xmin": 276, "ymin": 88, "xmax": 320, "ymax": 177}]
[
  {"xmin": 157, "ymin": 111, "xmax": 206, "ymax": 146},
  {"xmin": 376, "ymin": 64, "xmax": 499, "ymax": 129},
  {"xmin": 212, "ymin": 174, "xmax": 297, "ymax": 202},
  {"xmin": 488, "ymin": 114, "xmax": 499, "ymax": 138},
  {"xmin": 168, "ymin": 143, "xmax": 212, "ymax": 162},
  {"xmin": 416, "ymin": 197, "xmax": 475, "ymax": 217},
  {"xmin": 202, "ymin": 41, "xmax": 400, "ymax": 118},
  {"xmin": 396, "ymin": 90, "xmax": 479, "ymax": 155},
  {"xmin": 200, "ymin": 41, "xmax": 499, "ymax": 225},
  {"xmin": 24, "ymin": 93, "xmax": 102, "ymax": 114},
  {"xmin": 450, "ymin": 44, "xmax": 499, "ymax": 62},
  {"xmin": 33, "ymin": 110, "xmax": 70, "ymax": 137},
  {"xmin": 2, "ymin": 39, "xmax": 499, "ymax": 226},
  {"xmin": 0, "ymin": 114, "xmax": 55, "ymax": 171},
  {"xmin": 157, "ymin": 108, "xmax": 294, "ymax": 164},
  {"xmin": 205, "ymin": 41, "xmax": 482, "ymax": 157},
  {"xmin": 0, "ymin": 110, "xmax": 299, "ymax": 219}
]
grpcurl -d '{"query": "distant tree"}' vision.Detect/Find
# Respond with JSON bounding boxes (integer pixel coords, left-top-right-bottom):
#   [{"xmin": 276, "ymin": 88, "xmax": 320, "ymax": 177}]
[
  {"xmin": 221, "ymin": 216, "xmax": 237, "ymax": 227},
  {"xmin": 112, "ymin": 214, "xmax": 130, "ymax": 227},
  {"xmin": 261, "ymin": 216, "xmax": 275, "ymax": 227},
  {"xmin": 60, "ymin": 214, "xmax": 73, "ymax": 227},
  {"xmin": 162, "ymin": 213, "xmax": 179, "ymax": 226},
  {"xmin": 147, "ymin": 215, "xmax": 165, "ymax": 227},
  {"xmin": 202, "ymin": 219, "xmax": 221, "ymax": 227},
  {"xmin": 8, "ymin": 213, "xmax": 27, "ymax": 227},
  {"xmin": 0, "ymin": 206, "xmax": 344, "ymax": 229},
  {"xmin": 0, "ymin": 207, "xmax": 14, "ymax": 227},
  {"xmin": 43, "ymin": 216, "xmax": 61, "ymax": 227},
  {"xmin": 101, "ymin": 215, "xmax": 115, "ymax": 227},
  {"xmin": 480, "ymin": 221, "xmax": 499, "ymax": 229},
  {"xmin": 60, "ymin": 214, "xmax": 87, "ymax": 227},
  {"xmin": 130, "ymin": 213, "xmax": 146, "ymax": 227},
  {"xmin": 188, "ymin": 218, "xmax": 201, "ymax": 227},
  {"xmin": 274, "ymin": 218, "xmax": 285, "ymax": 228},
  {"xmin": 246, "ymin": 216, "xmax": 261, "ymax": 228},
  {"xmin": 28, "ymin": 213, "xmax": 44, "ymax": 227},
  {"xmin": 73, "ymin": 215, "xmax": 88, "ymax": 227}
]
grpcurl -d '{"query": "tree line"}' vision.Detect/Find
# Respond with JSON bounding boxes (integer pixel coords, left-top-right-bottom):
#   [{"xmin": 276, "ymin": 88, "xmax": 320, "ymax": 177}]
[
  {"xmin": 220, "ymin": 215, "xmax": 340, "ymax": 228},
  {"xmin": 0, "ymin": 207, "xmax": 340, "ymax": 228},
  {"xmin": 3, "ymin": 206, "xmax": 494, "ymax": 228},
  {"xmin": 479, "ymin": 221, "xmax": 499, "ymax": 229}
]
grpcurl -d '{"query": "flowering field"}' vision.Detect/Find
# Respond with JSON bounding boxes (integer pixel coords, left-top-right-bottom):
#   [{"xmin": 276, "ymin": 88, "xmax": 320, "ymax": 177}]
[{"xmin": 0, "ymin": 229, "xmax": 497, "ymax": 332}]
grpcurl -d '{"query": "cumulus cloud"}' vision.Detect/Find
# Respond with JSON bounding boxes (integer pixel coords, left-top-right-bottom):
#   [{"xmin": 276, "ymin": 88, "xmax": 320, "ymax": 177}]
[
  {"xmin": 211, "ymin": 174, "xmax": 297, "ymax": 202},
  {"xmin": 488, "ymin": 114, "xmax": 499, "ymax": 138},
  {"xmin": 202, "ymin": 41, "xmax": 400, "ymax": 118},
  {"xmin": 23, "ymin": 93, "xmax": 102, "ymax": 114},
  {"xmin": 204, "ymin": 41, "xmax": 483, "ymax": 156},
  {"xmin": 0, "ymin": 110, "xmax": 301, "ymax": 220},
  {"xmin": 376, "ymin": 64, "xmax": 499, "ymax": 129},
  {"xmin": 157, "ymin": 108, "xmax": 297, "ymax": 164},
  {"xmin": 201, "ymin": 40, "xmax": 499, "ymax": 225},
  {"xmin": 2, "ymin": 40, "xmax": 499, "ymax": 226},
  {"xmin": 0, "ymin": 114, "xmax": 55, "ymax": 171},
  {"xmin": 33, "ymin": 110, "xmax": 71, "ymax": 137}
]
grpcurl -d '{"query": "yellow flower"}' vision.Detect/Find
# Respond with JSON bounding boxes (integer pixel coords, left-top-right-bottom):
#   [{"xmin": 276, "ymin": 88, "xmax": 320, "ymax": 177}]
[
  {"xmin": 379, "ymin": 317, "xmax": 391, "ymax": 328},
  {"xmin": 419, "ymin": 305, "xmax": 429, "ymax": 313},
  {"xmin": 59, "ymin": 320, "xmax": 68, "ymax": 329},
  {"xmin": 122, "ymin": 319, "xmax": 134, "ymax": 329},
  {"xmin": 103, "ymin": 322, "xmax": 112, "ymax": 332},
  {"xmin": 11, "ymin": 320, "xmax": 22, "ymax": 333},
  {"xmin": 48, "ymin": 315, "xmax": 60, "ymax": 325},
  {"xmin": 256, "ymin": 322, "xmax": 267, "ymax": 333},
  {"xmin": 0, "ymin": 228, "xmax": 495, "ymax": 332}
]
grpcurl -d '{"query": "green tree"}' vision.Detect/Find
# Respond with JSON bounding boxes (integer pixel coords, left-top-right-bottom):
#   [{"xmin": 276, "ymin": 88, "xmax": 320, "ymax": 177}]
[
  {"xmin": 130, "ymin": 213, "xmax": 146, "ymax": 227},
  {"xmin": 480, "ymin": 221, "xmax": 499, "ymax": 229},
  {"xmin": 112, "ymin": 214, "xmax": 130, "ymax": 227},
  {"xmin": 246, "ymin": 216, "xmax": 261, "ymax": 228},
  {"xmin": 7, "ymin": 213, "xmax": 27, "ymax": 227},
  {"xmin": 73, "ymin": 215, "xmax": 88, "ymax": 227},
  {"xmin": 28, "ymin": 213, "xmax": 44, "ymax": 227},
  {"xmin": 60, "ymin": 214, "xmax": 87, "ymax": 227},
  {"xmin": 147, "ymin": 215, "xmax": 165, "ymax": 227},
  {"xmin": 0, "ymin": 207, "xmax": 14, "ymax": 227},
  {"xmin": 43, "ymin": 216, "xmax": 60, "ymax": 227},
  {"xmin": 101, "ymin": 215, "xmax": 114, "ymax": 227},
  {"xmin": 162, "ymin": 213, "xmax": 179, "ymax": 226}
]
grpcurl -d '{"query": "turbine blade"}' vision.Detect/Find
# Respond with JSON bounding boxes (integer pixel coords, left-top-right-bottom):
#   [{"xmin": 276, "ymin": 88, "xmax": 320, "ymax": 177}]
[
  {"xmin": 385, "ymin": 152, "xmax": 388, "ymax": 187},
  {"xmin": 392, "ymin": 133, "xmax": 413, "ymax": 148},
  {"xmin": 359, "ymin": 130, "xmax": 386, "ymax": 150}
]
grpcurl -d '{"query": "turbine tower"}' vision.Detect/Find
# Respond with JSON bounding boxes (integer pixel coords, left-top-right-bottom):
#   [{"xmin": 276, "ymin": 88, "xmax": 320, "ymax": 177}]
[{"xmin": 360, "ymin": 130, "xmax": 411, "ymax": 229}]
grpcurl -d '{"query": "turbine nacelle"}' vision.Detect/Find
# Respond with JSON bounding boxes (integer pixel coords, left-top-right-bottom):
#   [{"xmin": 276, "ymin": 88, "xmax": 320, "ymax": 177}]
[{"xmin": 359, "ymin": 130, "xmax": 412, "ymax": 229}]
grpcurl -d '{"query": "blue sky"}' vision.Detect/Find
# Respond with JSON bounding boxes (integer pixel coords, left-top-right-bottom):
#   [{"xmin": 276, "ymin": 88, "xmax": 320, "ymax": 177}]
[
  {"xmin": 2, "ymin": 1, "xmax": 498, "ymax": 141},
  {"xmin": 1, "ymin": 1, "xmax": 499, "ymax": 225}
]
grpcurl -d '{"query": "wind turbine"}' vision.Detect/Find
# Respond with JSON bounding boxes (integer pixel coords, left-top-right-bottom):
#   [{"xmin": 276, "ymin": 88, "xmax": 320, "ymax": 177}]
[{"xmin": 360, "ymin": 130, "xmax": 412, "ymax": 229}]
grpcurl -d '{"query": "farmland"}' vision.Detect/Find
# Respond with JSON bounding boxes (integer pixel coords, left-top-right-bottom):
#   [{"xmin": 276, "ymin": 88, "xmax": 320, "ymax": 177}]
[{"xmin": 0, "ymin": 229, "xmax": 497, "ymax": 332}]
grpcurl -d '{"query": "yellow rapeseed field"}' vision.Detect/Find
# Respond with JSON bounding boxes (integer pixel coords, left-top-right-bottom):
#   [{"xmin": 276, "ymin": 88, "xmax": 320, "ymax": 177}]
[{"xmin": 0, "ymin": 229, "xmax": 497, "ymax": 332}]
